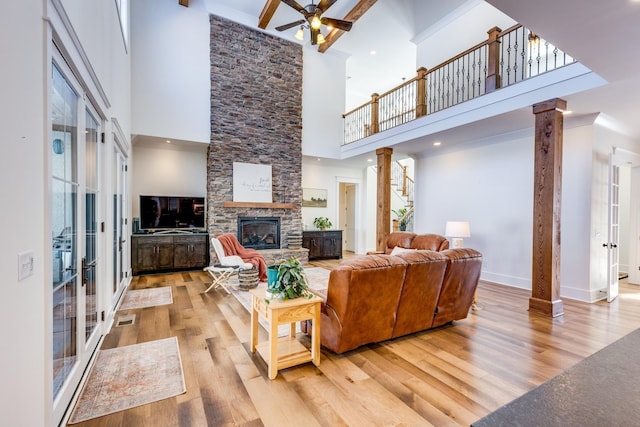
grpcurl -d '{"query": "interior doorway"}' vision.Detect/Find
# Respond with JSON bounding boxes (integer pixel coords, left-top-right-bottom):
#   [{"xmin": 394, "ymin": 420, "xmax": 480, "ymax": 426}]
[{"xmin": 338, "ymin": 181, "xmax": 358, "ymax": 253}]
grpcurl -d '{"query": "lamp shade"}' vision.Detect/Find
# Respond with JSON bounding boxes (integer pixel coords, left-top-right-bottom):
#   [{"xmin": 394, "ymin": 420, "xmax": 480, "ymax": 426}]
[{"xmin": 445, "ymin": 221, "xmax": 470, "ymax": 238}]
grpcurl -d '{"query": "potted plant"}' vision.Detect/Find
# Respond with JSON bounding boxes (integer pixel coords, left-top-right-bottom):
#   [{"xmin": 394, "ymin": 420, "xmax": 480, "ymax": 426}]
[
  {"xmin": 392, "ymin": 208, "xmax": 408, "ymax": 231},
  {"xmin": 313, "ymin": 217, "xmax": 332, "ymax": 231},
  {"xmin": 266, "ymin": 256, "xmax": 311, "ymax": 301}
]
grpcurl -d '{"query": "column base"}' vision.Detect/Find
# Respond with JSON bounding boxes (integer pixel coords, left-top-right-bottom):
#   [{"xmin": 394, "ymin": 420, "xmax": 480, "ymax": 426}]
[{"xmin": 529, "ymin": 297, "xmax": 564, "ymax": 317}]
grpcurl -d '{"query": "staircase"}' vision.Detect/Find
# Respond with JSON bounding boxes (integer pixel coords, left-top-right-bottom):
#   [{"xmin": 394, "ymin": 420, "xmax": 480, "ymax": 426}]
[{"xmin": 391, "ymin": 160, "xmax": 414, "ymax": 232}]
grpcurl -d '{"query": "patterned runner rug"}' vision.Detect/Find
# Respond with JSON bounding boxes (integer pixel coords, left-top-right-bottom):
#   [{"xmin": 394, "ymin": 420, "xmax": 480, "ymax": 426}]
[
  {"xmin": 68, "ymin": 337, "xmax": 186, "ymax": 424},
  {"xmin": 119, "ymin": 286, "xmax": 173, "ymax": 310}
]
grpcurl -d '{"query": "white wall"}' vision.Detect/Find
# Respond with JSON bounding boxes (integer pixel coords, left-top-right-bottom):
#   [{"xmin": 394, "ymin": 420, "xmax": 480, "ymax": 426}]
[
  {"xmin": 415, "ymin": 123, "xmax": 597, "ymax": 301},
  {"xmin": 130, "ymin": 0, "xmax": 210, "ymax": 143},
  {"xmin": 302, "ymin": 47, "xmax": 347, "ymax": 159},
  {"xmin": 131, "ymin": 141, "xmax": 208, "ymax": 218},
  {"xmin": 302, "ymin": 157, "xmax": 370, "ymax": 253},
  {"xmin": 0, "ymin": 1, "xmax": 48, "ymax": 425},
  {"xmin": 414, "ymin": 1, "xmax": 515, "ymax": 68}
]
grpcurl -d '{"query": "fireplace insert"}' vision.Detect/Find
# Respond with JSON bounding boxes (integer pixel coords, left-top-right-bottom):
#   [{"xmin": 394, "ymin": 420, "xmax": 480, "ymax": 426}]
[{"xmin": 237, "ymin": 217, "xmax": 280, "ymax": 250}]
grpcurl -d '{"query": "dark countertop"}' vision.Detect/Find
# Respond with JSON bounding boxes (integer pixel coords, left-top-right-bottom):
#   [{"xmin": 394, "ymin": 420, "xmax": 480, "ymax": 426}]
[{"xmin": 472, "ymin": 327, "xmax": 640, "ymax": 427}]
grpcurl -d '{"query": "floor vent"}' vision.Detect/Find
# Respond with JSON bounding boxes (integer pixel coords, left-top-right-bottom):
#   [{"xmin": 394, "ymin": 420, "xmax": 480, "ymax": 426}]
[{"xmin": 115, "ymin": 314, "xmax": 136, "ymax": 327}]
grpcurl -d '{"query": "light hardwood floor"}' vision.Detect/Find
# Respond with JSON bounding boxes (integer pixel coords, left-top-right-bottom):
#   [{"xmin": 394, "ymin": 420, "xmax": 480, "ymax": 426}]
[{"xmin": 69, "ymin": 257, "xmax": 640, "ymax": 426}]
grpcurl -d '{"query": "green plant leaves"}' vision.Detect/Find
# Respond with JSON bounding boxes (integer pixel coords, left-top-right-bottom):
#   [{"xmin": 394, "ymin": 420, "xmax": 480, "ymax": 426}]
[{"xmin": 267, "ymin": 256, "xmax": 310, "ymax": 300}]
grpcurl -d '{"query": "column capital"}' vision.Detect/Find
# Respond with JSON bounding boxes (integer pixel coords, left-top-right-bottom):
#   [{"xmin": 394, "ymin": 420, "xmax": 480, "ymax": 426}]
[{"xmin": 533, "ymin": 98, "xmax": 567, "ymax": 114}]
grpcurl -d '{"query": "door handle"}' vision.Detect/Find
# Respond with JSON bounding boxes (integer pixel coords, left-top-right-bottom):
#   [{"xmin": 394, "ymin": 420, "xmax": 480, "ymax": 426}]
[{"xmin": 81, "ymin": 257, "xmax": 97, "ymax": 286}]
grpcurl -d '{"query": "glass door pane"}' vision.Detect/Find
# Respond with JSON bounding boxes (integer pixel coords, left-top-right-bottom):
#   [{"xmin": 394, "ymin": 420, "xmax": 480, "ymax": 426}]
[
  {"xmin": 112, "ymin": 146, "xmax": 127, "ymax": 298},
  {"xmin": 84, "ymin": 110, "xmax": 99, "ymax": 340},
  {"xmin": 51, "ymin": 64, "xmax": 79, "ymax": 399}
]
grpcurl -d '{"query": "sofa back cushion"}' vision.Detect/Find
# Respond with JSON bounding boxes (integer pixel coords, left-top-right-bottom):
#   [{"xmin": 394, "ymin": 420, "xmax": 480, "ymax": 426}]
[
  {"xmin": 432, "ymin": 248, "xmax": 483, "ymax": 328},
  {"xmin": 410, "ymin": 234, "xmax": 450, "ymax": 251},
  {"xmin": 384, "ymin": 232, "xmax": 416, "ymax": 254},
  {"xmin": 391, "ymin": 250, "xmax": 448, "ymax": 337},
  {"xmin": 323, "ymin": 254, "xmax": 407, "ymax": 353}
]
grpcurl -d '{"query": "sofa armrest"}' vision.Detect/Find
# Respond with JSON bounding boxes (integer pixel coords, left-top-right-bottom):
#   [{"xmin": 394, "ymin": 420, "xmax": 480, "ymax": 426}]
[{"xmin": 366, "ymin": 250, "xmax": 384, "ymax": 255}]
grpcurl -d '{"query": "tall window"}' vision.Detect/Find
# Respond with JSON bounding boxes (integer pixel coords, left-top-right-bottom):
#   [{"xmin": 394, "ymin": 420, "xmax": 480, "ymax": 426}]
[{"xmin": 115, "ymin": 0, "xmax": 129, "ymax": 49}]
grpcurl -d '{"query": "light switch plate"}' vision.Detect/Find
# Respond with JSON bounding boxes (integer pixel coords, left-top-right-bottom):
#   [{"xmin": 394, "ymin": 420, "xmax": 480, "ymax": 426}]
[{"xmin": 18, "ymin": 251, "xmax": 34, "ymax": 281}]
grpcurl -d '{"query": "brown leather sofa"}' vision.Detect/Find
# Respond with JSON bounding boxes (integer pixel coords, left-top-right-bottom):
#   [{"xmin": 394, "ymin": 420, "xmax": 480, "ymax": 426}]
[
  {"xmin": 315, "ymin": 248, "xmax": 482, "ymax": 354},
  {"xmin": 369, "ymin": 232, "xmax": 450, "ymax": 254}
]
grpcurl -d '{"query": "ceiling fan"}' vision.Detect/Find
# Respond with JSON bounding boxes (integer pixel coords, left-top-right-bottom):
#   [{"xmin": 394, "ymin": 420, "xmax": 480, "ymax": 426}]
[{"xmin": 275, "ymin": 0, "xmax": 353, "ymax": 45}]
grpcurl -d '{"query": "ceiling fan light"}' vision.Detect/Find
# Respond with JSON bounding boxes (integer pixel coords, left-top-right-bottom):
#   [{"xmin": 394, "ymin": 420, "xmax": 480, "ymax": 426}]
[
  {"xmin": 310, "ymin": 15, "xmax": 322, "ymax": 30},
  {"xmin": 294, "ymin": 27, "xmax": 304, "ymax": 41},
  {"xmin": 316, "ymin": 33, "xmax": 326, "ymax": 44}
]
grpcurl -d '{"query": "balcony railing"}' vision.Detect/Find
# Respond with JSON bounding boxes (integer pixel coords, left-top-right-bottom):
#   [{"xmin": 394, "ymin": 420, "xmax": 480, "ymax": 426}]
[{"xmin": 343, "ymin": 24, "xmax": 575, "ymax": 145}]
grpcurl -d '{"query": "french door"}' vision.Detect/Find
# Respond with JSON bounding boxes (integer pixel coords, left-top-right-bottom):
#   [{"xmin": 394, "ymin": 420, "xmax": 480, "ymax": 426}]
[
  {"xmin": 112, "ymin": 145, "xmax": 129, "ymax": 304},
  {"xmin": 51, "ymin": 56, "xmax": 102, "ymax": 423},
  {"xmin": 606, "ymin": 154, "xmax": 620, "ymax": 302}
]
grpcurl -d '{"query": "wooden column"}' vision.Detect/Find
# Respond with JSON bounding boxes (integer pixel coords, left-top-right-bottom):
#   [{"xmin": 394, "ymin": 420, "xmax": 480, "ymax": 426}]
[
  {"xmin": 485, "ymin": 26, "xmax": 502, "ymax": 93},
  {"xmin": 376, "ymin": 147, "xmax": 393, "ymax": 252},
  {"xmin": 370, "ymin": 93, "xmax": 380, "ymax": 135},
  {"xmin": 415, "ymin": 67, "xmax": 428, "ymax": 118},
  {"xmin": 530, "ymin": 98, "xmax": 566, "ymax": 317}
]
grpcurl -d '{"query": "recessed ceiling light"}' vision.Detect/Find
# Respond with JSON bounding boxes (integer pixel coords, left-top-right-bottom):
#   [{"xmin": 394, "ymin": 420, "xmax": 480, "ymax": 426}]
[
  {"xmin": 317, "ymin": 158, "xmax": 321, "ymax": 161},
  {"xmin": 367, "ymin": 158, "xmax": 373, "ymax": 162},
  {"xmin": 166, "ymin": 140, "xmax": 171, "ymax": 143},
  {"xmin": 370, "ymin": 50, "xmax": 376, "ymax": 55},
  {"xmin": 433, "ymin": 141, "xmax": 441, "ymax": 146},
  {"xmin": 563, "ymin": 110, "xmax": 573, "ymax": 115}
]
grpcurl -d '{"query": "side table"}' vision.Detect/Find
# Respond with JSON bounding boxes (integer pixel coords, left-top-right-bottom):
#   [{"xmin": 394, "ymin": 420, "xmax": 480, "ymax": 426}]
[{"xmin": 249, "ymin": 288, "xmax": 322, "ymax": 379}]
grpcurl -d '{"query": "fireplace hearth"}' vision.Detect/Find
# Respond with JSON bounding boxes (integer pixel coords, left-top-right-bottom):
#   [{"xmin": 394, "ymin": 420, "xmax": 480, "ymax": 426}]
[{"xmin": 237, "ymin": 217, "xmax": 280, "ymax": 250}]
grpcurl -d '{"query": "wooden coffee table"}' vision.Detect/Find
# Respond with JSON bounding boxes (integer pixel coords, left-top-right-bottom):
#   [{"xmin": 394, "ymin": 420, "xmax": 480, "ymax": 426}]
[{"xmin": 249, "ymin": 288, "xmax": 322, "ymax": 379}]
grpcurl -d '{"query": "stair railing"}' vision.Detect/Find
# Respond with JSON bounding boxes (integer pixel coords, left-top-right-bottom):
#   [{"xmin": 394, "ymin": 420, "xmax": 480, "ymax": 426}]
[
  {"xmin": 391, "ymin": 161, "xmax": 414, "ymax": 206},
  {"xmin": 343, "ymin": 24, "xmax": 575, "ymax": 145}
]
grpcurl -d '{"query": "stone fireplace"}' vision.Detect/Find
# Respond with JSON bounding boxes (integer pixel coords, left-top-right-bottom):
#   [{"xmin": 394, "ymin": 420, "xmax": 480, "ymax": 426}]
[
  {"xmin": 206, "ymin": 15, "xmax": 307, "ymax": 265},
  {"xmin": 237, "ymin": 217, "xmax": 280, "ymax": 250}
]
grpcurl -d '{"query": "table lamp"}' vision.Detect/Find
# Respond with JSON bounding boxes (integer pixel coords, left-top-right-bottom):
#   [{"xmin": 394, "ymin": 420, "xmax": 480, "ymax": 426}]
[{"xmin": 445, "ymin": 221, "xmax": 470, "ymax": 248}]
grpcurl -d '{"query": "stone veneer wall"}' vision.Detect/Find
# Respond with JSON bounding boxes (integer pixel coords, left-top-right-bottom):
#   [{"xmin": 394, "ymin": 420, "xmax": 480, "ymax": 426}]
[{"xmin": 208, "ymin": 14, "xmax": 303, "ymax": 249}]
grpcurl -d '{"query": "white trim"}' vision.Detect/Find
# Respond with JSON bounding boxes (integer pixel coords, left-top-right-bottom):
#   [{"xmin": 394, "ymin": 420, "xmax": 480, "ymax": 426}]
[
  {"xmin": 47, "ymin": 0, "xmax": 111, "ymax": 112},
  {"xmin": 112, "ymin": 117, "xmax": 130, "ymax": 153}
]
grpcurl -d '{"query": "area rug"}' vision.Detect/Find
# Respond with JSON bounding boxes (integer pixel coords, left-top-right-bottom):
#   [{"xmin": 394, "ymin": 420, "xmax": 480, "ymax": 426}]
[
  {"xmin": 228, "ymin": 267, "xmax": 330, "ymax": 336},
  {"xmin": 119, "ymin": 286, "xmax": 173, "ymax": 310},
  {"xmin": 68, "ymin": 337, "xmax": 186, "ymax": 424}
]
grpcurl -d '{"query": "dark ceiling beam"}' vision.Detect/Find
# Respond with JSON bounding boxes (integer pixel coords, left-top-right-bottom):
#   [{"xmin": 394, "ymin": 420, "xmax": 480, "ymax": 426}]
[
  {"xmin": 259, "ymin": 0, "xmax": 281, "ymax": 29},
  {"xmin": 318, "ymin": 0, "xmax": 377, "ymax": 53},
  {"xmin": 179, "ymin": 0, "xmax": 189, "ymax": 7}
]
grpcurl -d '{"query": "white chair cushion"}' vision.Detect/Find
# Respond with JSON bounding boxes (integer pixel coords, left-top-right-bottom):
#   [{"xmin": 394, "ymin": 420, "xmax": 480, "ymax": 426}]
[
  {"xmin": 211, "ymin": 236, "xmax": 254, "ymax": 269},
  {"xmin": 220, "ymin": 255, "xmax": 253, "ymax": 269}
]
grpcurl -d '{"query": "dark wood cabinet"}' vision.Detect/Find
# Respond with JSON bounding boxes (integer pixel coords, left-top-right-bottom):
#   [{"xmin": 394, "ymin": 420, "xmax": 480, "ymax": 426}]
[
  {"xmin": 173, "ymin": 235, "xmax": 208, "ymax": 269},
  {"xmin": 132, "ymin": 233, "xmax": 209, "ymax": 275},
  {"xmin": 302, "ymin": 230, "xmax": 342, "ymax": 260}
]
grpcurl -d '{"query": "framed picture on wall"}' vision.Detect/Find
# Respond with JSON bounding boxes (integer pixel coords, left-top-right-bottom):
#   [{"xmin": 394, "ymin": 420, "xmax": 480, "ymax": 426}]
[{"xmin": 302, "ymin": 188, "xmax": 327, "ymax": 207}]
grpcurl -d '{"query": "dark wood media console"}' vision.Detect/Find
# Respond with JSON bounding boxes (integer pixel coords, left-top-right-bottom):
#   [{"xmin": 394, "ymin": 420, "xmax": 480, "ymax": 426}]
[{"xmin": 131, "ymin": 232, "xmax": 209, "ymax": 275}]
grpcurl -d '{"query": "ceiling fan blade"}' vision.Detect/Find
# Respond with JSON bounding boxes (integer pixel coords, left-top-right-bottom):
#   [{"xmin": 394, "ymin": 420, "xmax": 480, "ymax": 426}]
[
  {"xmin": 317, "ymin": 0, "xmax": 338, "ymax": 13},
  {"xmin": 275, "ymin": 19, "xmax": 306, "ymax": 32},
  {"xmin": 280, "ymin": 0, "xmax": 307, "ymax": 14},
  {"xmin": 310, "ymin": 27, "xmax": 319, "ymax": 45},
  {"xmin": 321, "ymin": 17, "xmax": 353, "ymax": 31}
]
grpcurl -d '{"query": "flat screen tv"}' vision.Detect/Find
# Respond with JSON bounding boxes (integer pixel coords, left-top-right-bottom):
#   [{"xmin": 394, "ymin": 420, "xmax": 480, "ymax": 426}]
[{"xmin": 139, "ymin": 195, "xmax": 205, "ymax": 230}]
